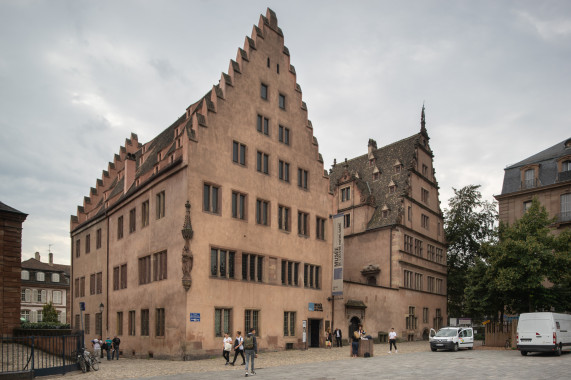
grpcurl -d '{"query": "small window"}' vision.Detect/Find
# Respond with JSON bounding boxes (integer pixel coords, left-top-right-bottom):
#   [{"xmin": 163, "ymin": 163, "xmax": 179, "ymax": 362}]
[
  {"xmin": 298, "ymin": 168, "xmax": 308, "ymax": 189},
  {"xmin": 261, "ymin": 83, "xmax": 268, "ymax": 100},
  {"xmin": 257, "ymin": 115, "xmax": 269, "ymax": 135},
  {"xmin": 117, "ymin": 216, "xmax": 124, "ymax": 239},
  {"xmin": 156, "ymin": 191, "xmax": 166, "ymax": 219},
  {"xmin": 278, "ymin": 125, "xmax": 290, "ymax": 145},
  {"xmin": 52, "ymin": 273, "xmax": 60, "ymax": 283},
  {"xmin": 279, "ymin": 160, "xmax": 290, "ymax": 182},
  {"xmin": 232, "ymin": 191, "xmax": 247, "ymax": 220},
  {"xmin": 279, "ymin": 94, "xmax": 285, "ymax": 109},
  {"xmin": 36, "ymin": 272, "xmax": 45, "ymax": 282},
  {"xmin": 562, "ymin": 160, "xmax": 571, "ymax": 172},
  {"xmin": 278, "ymin": 205, "xmax": 291, "ymax": 232},
  {"xmin": 523, "ymin": 201, "xmax": 532, "ymax": 213},
  {"xmin": 256, "ymin": 199, "xmax": 270, "ymax": 226},
  {"xmin": 298, "ymin": 211, "xmax": 309, "ymax": 236},
  {"xmin": 341, "ymin": 187, "xmax": 350, "ymax": 202},
  {"xmin": 422, "ymin": 164, "xmax": 429, "ymax": 177},
  {"xmin": 203, "ymin": 184, "xmax": 220, "ymax": 214},
  {"xmin": 344, "ymin": 214, "xmax": 351, "ymax": 228},
  {"xmin": 233, "ymin": 141, "xmax": 246, "ymax": 166},
  {"xmin": 257, "ymin": 151, "xmax": 269, "ymax": 174},
  {"xmin": 21, "ymin": 270, "xmax": 29, "ymax": 280}
]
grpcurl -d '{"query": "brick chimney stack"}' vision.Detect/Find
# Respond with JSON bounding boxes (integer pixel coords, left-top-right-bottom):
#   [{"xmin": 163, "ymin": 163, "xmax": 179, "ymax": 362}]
[
  {"xmin": 49, "ymin": 252, "xmax": 53, "ymax": 266},
  {"xmin": 35, "ymin": 251, "xmax": 40, "ymax": 261}
]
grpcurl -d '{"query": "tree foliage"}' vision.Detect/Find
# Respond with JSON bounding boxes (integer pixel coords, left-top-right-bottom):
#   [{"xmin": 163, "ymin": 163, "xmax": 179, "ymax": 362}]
[
  {"xmin": 485, "ymin": 198, "xmax": 571, "ymax": 314},
  {"xmin": 42, "ymin": 302, "xmax": 59, "ymax": 323},
  {"xmin": 444, "ymin": 185, "xmax": 498, "ymax": 318}
]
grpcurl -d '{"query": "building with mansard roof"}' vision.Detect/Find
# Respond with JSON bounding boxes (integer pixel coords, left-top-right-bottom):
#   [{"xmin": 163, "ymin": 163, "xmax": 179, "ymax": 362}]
[
  {"xmin": 21, "ymin": 252, "xmax": 70, "ymax": 324},
  {"xmin": 70, "ymin": 9, "xmax": 332, "ymax": 358},
  {"xmin": 495, "ymin": 138, "xmax": 571, "ymax": 232},
  {"xmin": 328, "ymin": 107, "xmax": 447, "ymax": 341}
]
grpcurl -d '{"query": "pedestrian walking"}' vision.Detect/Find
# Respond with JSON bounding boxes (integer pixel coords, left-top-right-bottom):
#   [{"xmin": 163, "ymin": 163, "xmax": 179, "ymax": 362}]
[
  {"xmin": 91, "ymin": 337, "xmax": 102, "ymax": 362},
  {"xmin": 112, "ymin": 335, "xmax": 121, "ymax": 360},
  {"xmin": 223, "ymin": 333, "xmax": 232, "ymax": 365},
  {"xmin": 231, "ymin": 331, "xmax": 245, "ymax": 366},
  {"xmin": 105, "ymin": 337, "xmax": 113, "ymax": 360},
  {"xmin": 244, "ymin": 328, "xmax": 257, "ymax": 377},
  {"xmin": 334, "ymin": 328, "xmax": 342, "ymax": 347},
  {"xmin": 388, "ymin": 327, "xmax": 398, "ymax": 353}
]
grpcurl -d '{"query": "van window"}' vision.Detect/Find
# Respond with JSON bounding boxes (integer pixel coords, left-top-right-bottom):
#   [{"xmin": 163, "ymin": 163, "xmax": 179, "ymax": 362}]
[
  {"xmin": 460, "ymin": 329, "xmax": 472, "ymax": 337},
  {"xmin": 556, "ymin": 321, "xmax": 560, "ymax": 330}
]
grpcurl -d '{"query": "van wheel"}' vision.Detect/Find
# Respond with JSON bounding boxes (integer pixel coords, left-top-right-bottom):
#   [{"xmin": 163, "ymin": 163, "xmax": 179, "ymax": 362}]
[
  {"xmin": 555, "ymin": 345, "xmax": 562, "ymax": 356},
  {"xmin": 520, "ymin": 351, "xmax": 527, "ymax": 356},
  {"xmin": 453, "ymin": 343, "xmax": 459, "ymax": 352}
]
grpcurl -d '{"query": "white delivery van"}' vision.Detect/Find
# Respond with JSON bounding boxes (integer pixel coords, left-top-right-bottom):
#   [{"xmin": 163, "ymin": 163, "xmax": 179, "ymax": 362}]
[
  {"xmin": 429, "ymin": 327, "xmax": 474, "ymax": 351},
  {"xmin": 517, "ymin": 312, "xmax": 571, "ymax": 356}
]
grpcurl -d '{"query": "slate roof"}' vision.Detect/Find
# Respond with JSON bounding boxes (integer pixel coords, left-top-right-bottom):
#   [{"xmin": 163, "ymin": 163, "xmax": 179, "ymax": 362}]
[
  {"xmin": 0, "ymin": 201, "xmax": 27, "ymax": 215},
  {"xmin": 22, "ymin": 258, "xmax": 70, "ymax": 275},
  {"xmin": 329, "ymin": 131, "xmax": 432, "ymax": 230},
  {"xmin": 500, "ymin": 137, "xmax": 571, "ymax": 195}
]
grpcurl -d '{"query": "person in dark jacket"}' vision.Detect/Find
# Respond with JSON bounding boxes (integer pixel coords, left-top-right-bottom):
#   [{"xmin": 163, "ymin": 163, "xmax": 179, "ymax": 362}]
[
  {"xmin": 243, "ymin": 328, "xmax": 257, "ymax": 377},
  {"xmin": 231, "ymin": 331, "xmax": 245, "ymax": 366},
  {"xmin": 112, "ymin": 336, "xmax": 121, "ymax": 360}
]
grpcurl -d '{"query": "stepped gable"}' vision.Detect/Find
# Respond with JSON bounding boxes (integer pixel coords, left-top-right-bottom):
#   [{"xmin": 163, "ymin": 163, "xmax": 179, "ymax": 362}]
[{"xmin": 330, "ymin": 132, "xmax": 429, "ymax": 230}]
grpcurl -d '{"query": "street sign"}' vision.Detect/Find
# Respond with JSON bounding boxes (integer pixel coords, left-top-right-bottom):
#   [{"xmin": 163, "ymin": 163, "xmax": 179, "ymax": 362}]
[{"xmin": 190, "ymin": 313, "xmax": 200, "ymax": 322}]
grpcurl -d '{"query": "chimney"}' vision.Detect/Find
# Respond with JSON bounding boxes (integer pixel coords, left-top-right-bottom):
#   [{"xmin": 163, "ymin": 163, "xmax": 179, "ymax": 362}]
[
  {"xmin": 35, "ymin": 251, "xmax": 40, "ymax": 261},
  {"xmin": 49, "ymin": 252, "xmax": 53, "ymax": 266},
  {"xmin": 124, "ymin": 153, "xmax": 137, "ymax": 194},
  {"xmin": 368, "ymin": 139, "xmax": 377, "ymax": 160}
]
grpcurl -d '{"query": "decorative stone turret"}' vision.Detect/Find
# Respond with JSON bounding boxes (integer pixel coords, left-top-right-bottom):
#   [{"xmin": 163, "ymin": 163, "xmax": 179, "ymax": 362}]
[{"xmin": 181, "ymin": 201, "xmax": 194, "ymax": 291}]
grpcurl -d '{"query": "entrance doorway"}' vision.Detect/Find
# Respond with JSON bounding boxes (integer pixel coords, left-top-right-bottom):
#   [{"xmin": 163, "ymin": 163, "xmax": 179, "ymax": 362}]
[
  {"xmin": 349, "ymin": 316, "xmax": 361, "ymax": 341},
  {"xmin": 309, "ymin": 319, "xmax": 321, "ymax": 348}
]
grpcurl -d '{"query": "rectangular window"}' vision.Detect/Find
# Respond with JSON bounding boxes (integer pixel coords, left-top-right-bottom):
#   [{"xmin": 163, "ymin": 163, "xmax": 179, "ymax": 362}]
[
  {"xmin": 233, "ymin": 141, "xmax": 246, "ymax": 166},
  {"xmin": 303, "ymin": 264, "xmax": 320, "ymax": 289},
  {"xmin": 436, "ymin": 248, "xmax": 444, "ymax": 264},
  {"xmin": 561, "ymin": 193, "xmax": 571, "ymax": 222},
  {"xmin": 232, "ymin": 191, "xmax": 246, "ymax": 220},
  {"xmin": 85, "ymin": 314, "xmax": 90, "ymax": 334},
  {"xmin": 244, "ymin": 310, "xmax": 259, "ymax": 335},
  {"xmin": 128, "ymin": 311, "xmax": 136, "ymax": 336},
  {"xmin": 113, "ymin": 267, "xmax": 120, "ymax": 291},
  {"xmin": 404, "ymin": 235, "xmax": 413, "ymax": 253},
  {"xmin": 279, "ymin": 93, "xmax": 285, "ymax": 109},
  {"xmin": 341, "ymin": 187, "xmax": 351, "ymax": 202},
  {"xmin": 139, "ymin": 255, "xmax": 152, "ymax": 285},
  {"xmin": 117, "ymin": 216, "xmax": 124, "ymax": 239},
  {"xmin": 281, "ymin": 260, "xmax": 300, "ymax": 286},
  {"xmin": 278, "ymin": 205, "xmax": 290, "ymax": 232},
  {"xmin": 156, "ymin": 191, "xmax": 165, "ymax": 219},
  {"xmin": 153, "ymin": 251, "xmax": 167, "ymax": 281},
  {"xmin": 74, "ymin": 278, "xmax": 79, "ymax": 298},
  {"xmin": 421, "ymin": 214, "xmax": 429, "ymax": 230},
  {"xmin": 408, "ymin": 206, "xmax": 412, "ymax": 221},
  {"xmin": 203, "ymin": 183, "xmax": 220, "ymax": 214},
  {"xmin": 52, "ymin": 290, "xmax": 62, "ymax": 304},
  {"xmin": 256, "ymin": 199, "xmax": 269, "ymax": 226},
  {"xmin": 141, "ymin": 309, "xmax": 149, "ymax": 336},
  {"xmin": 95, "ymin": 313, "xmax": 102, "ymax": 335},
  {"xmin": 297, "ymin": 168, "xmax": 308, "ymax": 189},
  {"xmin": 80, "ymin": 276, "xmax": 85, "ymax": 297},
  {"xmin": 75, "ymin": 314, "xmax": 80, "ymax": 330},
  {"xmin": 278, "ymin": 125, "xmax": 290, "ymax": 145},
  {"xmin": 421, "ymin": 188, "xmax": 429, "ymax": 204},
  {"xmin": 414, "ymin": 239, "xmax": 423, "ymax": 257},
  {"xmin": 96, "ymin": 272, "xmax": 102, "ymax": 294},
  {"xmin": 117, "ymin": 312, "xmax": 123, "ymax": 336},
  {"xmin": 427, "ymin": 276, "xmax": 435, "ymax": 293},
  {"xmin": 260, "ymin": 83, "xmax": 268, "ymax": 100},
  {"xmin": 242, "ymin": 253, "xmax": 263, "ymax": 282},
  {"xmin": 76, "ymin": 239, "xmax": 80, "ymax": 257},
  {"xmin": 298, "ymin": 211, "xmax": 309, "ymax": 236},
  {"xmin": 406, "ymin": 306, "xmax": 417, "ymax": 330},
  {"xmin": 415, "ymin": 273, "xmax": 423, "ymax": 290},
  {"xmin": 316, "ymin": 217, "xmax": 326, "ymax": 240},
  {"xmin": 85, "ymin": 234, "xmax": 91, "ymax": 254},
  {"xmin": 215, "ymin": 308, "xmax": 232, "ymax": 337},
  {"xmin": 121, "ymin": 264, "xmax": 127, "ymax": 289},
  {"xmin": 90, "ymin": 274, "xmax": 96, "ymax": 295},
  {"xmin": 423, "ymin": 308, "xmax": 429, "ymax": 324},
  {"xmin": 156, "ymin": 308, "xmax": 165, "ymax": 337},
  {"xmin": 96, "ymin": 228, "xmax": 102, "ymax": 249},
  {"xmin": 422, "ymin": 164, "xmax": 429, "ymax": 177},
  {"xmin": 436, "ymin": 278, "xmax": 443, "ymax": 294},
  {"xmin": 142, "ymin": 200, "xmax": 149, "ymax": 227},
  {"xmin": 256, "ymin": 151, "xmax": 269, "ymax": 174},
  {"xmin": 344, "ymin": 214, "xmax": 351, "ymax": 228},
  {"xmin": 404, "ymin": 270, "xmax": 413, "ymax": 288},
  {"xmin": 284, "ymin": 311, "xmax": 296, "ymax": 336},
  {"xmin": 211, "ymin": 248, "xmax": 235, "ymax": 279},
  {"xmin": 257, "ymin": 115, "xmax": 269, "ymax": 135},
  {"xmin": 427, "ymin": 245, "xmax": 435, "ymax": 261},
  {"xmin": 278, "ymin": 160, "xmax": 290, "ymax": 182},
  {"xmin": 129, "ymin": 208, "xmax": 136, "ymax": 233}
]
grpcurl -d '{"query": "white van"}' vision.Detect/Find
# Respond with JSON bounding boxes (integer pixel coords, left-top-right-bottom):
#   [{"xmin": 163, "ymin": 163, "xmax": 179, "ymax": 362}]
[
  {"xmin": 429, "ymin": 327, "xmax": 474, "ymax": 351},
  {"xmin": 517, "ymin": 312, "xmax": 571, "ymax": 356}
]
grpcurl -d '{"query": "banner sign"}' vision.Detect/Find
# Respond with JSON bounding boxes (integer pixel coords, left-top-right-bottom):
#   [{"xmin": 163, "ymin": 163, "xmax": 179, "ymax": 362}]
[{"xmin": 332, "ymin": 214, "xmax": 344, "ymax": 296}]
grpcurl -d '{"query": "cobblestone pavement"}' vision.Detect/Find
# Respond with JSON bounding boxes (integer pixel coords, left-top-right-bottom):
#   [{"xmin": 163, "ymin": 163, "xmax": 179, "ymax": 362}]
[{"xmin": 41, "ymin": 341, "xmax": 570, "ymax": 380}]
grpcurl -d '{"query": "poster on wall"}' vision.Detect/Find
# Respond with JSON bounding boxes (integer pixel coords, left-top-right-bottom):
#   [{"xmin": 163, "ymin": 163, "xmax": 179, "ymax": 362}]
[{"xmin": 332, "ymin": 213, "xmax": 344, "ymax": 296}]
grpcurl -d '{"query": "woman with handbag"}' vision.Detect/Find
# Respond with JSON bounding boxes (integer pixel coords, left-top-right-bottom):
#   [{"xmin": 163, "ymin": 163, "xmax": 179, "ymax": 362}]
[{"xmin": 223, "ymin": 333, "xmax": 232, "ymax": 365}]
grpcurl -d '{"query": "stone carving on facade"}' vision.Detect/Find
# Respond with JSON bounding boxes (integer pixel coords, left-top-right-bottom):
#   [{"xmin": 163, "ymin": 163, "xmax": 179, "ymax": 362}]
[{"xmin": 181, "ymin": 201, "xmax": 194, "ymax": 291}]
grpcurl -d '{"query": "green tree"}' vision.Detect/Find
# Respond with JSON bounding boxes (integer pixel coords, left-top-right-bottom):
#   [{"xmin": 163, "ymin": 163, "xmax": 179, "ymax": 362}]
[
  {"xmin": 444, "ymin": 185, "xmax": 497, "ymax": 318},
  {"xmin": 486, "ymin": 198, "xmax": 571, "ymax": 313},
  {"xmin": 42, "ymin": 302, "xmax": 59, "ymax": 323}
]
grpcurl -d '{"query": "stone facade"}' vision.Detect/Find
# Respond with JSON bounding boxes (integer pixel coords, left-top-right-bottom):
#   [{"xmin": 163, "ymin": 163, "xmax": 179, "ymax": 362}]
[
  {"xmin": 21, "ymin": 252, "xmax": 70, "ymax": 324},
  {"xmin": 70, "ymin": 9, "xmax": 448, "ymax": 358},
  {"xmin": 495, "ymin": 137, "xmax": 571, "ymax": 233},
  {"xmin": 328, "ymin": 109, "xmax": 447, "ymax": 341},
  {"xmin": 0, "ymin": 201, "xmax": 27, "ymax": 336}
]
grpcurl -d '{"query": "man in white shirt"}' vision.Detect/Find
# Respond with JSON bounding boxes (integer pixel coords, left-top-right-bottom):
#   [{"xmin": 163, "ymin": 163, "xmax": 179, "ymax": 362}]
[{"xmin": 388, "ymin": 328, "xmax": 398, "ymax": 353}]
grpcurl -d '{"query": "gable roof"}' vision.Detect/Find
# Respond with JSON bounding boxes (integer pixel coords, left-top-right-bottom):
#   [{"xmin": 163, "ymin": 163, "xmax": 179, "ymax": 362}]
[{"xmin": 22, "ymin": 258, "xmax": 70, "ymax": 275}]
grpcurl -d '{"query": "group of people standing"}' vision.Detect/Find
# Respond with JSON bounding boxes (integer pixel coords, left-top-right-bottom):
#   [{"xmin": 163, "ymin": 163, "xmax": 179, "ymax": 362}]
[
  {"xmin": 222, "ymin": 328, "xmax": 258, "ymax": 377},
  {"xmin": 91, "ymin": 336, "xmax": 121, "ymax": 362},
  {"xmin": 350, "ymin": 325, "xmax": 398, "ymax": 357},
  {"xmin": 324, "ymin": 328, "xmax": 344, "ymax": 348}
]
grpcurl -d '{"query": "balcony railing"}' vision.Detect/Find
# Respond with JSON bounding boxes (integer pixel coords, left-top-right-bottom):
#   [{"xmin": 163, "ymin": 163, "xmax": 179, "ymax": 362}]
[
  {"xmin": 522, "ymin": 178, "xmax": 540, "ymax": 189},
  {"xmin": 558, "ymin": 170, "xmax": 571, "ymax": 183}
]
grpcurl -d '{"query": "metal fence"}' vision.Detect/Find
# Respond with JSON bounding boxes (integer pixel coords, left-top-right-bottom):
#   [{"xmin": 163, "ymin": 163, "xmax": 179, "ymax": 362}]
[{"xmin": 1, "ymin": 332, "xmax": 83, "ymax": 377}]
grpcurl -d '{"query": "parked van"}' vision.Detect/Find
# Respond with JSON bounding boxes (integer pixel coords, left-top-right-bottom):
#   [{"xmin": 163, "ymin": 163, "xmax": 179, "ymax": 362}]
[
  {"xmin": 429, "ymin": 327, "xmax": 474, "ymax": 351},
  {"xmin": 517, "ymin": 312, "xmax": 571, "ymax": 356}
]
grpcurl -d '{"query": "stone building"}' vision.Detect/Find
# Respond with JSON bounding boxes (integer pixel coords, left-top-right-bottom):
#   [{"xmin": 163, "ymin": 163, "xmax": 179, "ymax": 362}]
[
  {"xmin": 0, "ymin": 201, "xmax": 27, "ymax": 336},
  {"xmin": 70, "ymin": 9, "xmax": 332, "ymax": 358},
  {"xmin": 21, "ymin": 252, "xmax": 70, "ymax": 325},
  {"xmin": 328, "ymin": 108, "xmax": 447, "ymax": 341},
  {"xmin": 495, "ymin": 137, "xmax": 571, "ymax": 232}
]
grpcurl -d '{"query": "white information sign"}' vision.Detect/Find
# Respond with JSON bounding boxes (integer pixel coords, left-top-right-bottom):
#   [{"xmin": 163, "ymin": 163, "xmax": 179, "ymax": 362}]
[{"xmin": 332, "ymin": 214, "xmax": 344, "ymax": 296}]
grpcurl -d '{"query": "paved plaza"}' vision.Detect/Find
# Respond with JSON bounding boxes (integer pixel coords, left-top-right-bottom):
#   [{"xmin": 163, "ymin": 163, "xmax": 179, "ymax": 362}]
[{"xmin": 42, "ymin": 341, "xmax": 570, "ymax": 380}]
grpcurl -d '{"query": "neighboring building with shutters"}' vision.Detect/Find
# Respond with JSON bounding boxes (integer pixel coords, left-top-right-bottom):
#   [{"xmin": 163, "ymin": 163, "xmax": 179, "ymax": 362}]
[
  {"xmin": 21, "ymin": 252, "xmax": 70, "ymax": 325},
  {"xmin": 495, "ymin": 138, "xmax": 571, "ymax": 233}
]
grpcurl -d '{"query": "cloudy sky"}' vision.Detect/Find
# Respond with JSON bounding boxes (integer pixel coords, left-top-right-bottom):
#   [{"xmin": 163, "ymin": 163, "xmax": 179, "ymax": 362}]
[{"xmin": 1, "ymin": 0, "xmax": 570, "ymax": 265}]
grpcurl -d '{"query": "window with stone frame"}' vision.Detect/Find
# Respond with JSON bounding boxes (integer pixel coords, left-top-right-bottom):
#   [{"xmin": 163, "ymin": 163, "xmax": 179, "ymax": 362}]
[
  {"xmin": 232, "ymin": 140, "xmax": 246, "ymax": 166},
  {"xmin": 129, "ymin": 208, "xmax": 136, "ymax": 233},
  {"xmin": 279, "ymin": 93, "xmax": 286, "ymax": 109},
  {"xmin": 85, "ymin": 234, "xmax": 91, "ymax": 254},
  {"xmin": 203, "ymin": 183, "xmax": 220, "ymax": 214},
  {"xmin": 344, "ymin": 213, "xmax": 351, "ymax": 228},
  {"xmin": 117, "ymin": 311, "xmax": 123, "ymax": 336},
  {"xmin": 153, "ymin": 251, "xmax": 167, "ymax": 281},
  {"xmin": 404, "ymin": 235, "xmax": 413, "ymax": 253},
  {"xmin": 245, "ymin": 309, "xmax": 259, "ymax": 336},
  {"xmin": 141, "ymin": 309, "xmax": 149, "ymax": 336},
  {"xmin": 298, "ymin": 211, "xmax": 309, "ymax": 236},
  {"xmin": 95, "ymin": 312, "xmax": 102, "ymax": 335},
  {"xmin": 421, "ymin": 188, "xmax": 429, "ymax": 204},
  {"xmin": 436, "ymin": 248, "xmax": 444, "ymax": 264},
  {"xmin": 128, "ymin": 310, "xmax": 136, "ymax": 336},
  {"xmin": 242, "ymin": 253, "xmax": 263, "ymax": 282},
  {"xmin": 114, "ymin": 264, "xmax": 128, "ymax": 290},
  {"xmin": 415, "ymin": 273, "xmax": 423, "ymax": 290},
  {"xmin": 278, "ymin": 205, "xmax": 291, "ymax": 232},
  {"xmin": 341, "ymin": 187, "xmax": 351, "ymax": 202},
  {"xmin": 232, "ymin": 191, "xmax": 247, "ymax": 220},
  {"xmin": 297, "ymin": 168, "xmax": 308, "ymax": 189},
  {"xmin": 423, "ymin": 308, "xmax": 429, "ymax": 323},
  {"xmin": 427, "ymin": 244, "xmax": 435, "ymax": 261},
  {"xmin": 90, "ymin": 273, "xmax": 96, "ymax": 295},
  {"xmin": 414, "ymin": 239, "xmax": 423, "ymax": 257},
  {"xmin": 427, "ymin": 276, "xmax": 435, "ymax": 293},
  {"xmin": 281, "ymin": 260, "xmax": 300, "ymax": 286},
  {"xmin": 76, "ymin": 239, "xmax": 80, "ymax": 258},
  {"xmin": 260, "ymin": 83, "xmax": 268, "ymax": 100},
  {"xmin": 256, "ymin": 151, "xmax": 269, "ymax": 174},
  {"xmin": 279, "ymin": 160, "xmax": 290, "ymax": 182},
  {"xmin": 97, "ymin": 272, "xmax": 102, "ymax": 294},
  {"xmin": 96, "ymin": 228, "xmax": 102, "ymax": 249},
  {"xmin": 215, "ymin": 308, "xmax": 232, "ymax": 337},
  {"xmin": 117, "ymin": 216, "xmax": 124, "ymax": 239},
  {"xmin": 80, "ymin": 276, "xmax": 85, "ymax": 297},
  {"xmin": 139, "ymin": 255, "xmax": 152, "ymax": 285},
  {"xmin": 278, "ymin": 125, "xmax": 290, "ymax": 145},
  {"xmin": 404, "ymin": 270, "xmax": 413, "ymax": 288},
  {"xmin": 303, "ymin": 264, "xmax": 320, "ymax": 289},
  {"xmin": 284, "ymin": 311, "xmax": 296, "ymax": 336},
  {"xmin": 142, "ymin": 200, "xmax": 149, "ymax": 227},
  {"xmin": 406, "ymin": 306, "xmax": 417, "ymax": 330},
  {"xmin": 211, "ymin": 248, "xmax": 235, "ymax": 279},
  {"xmin": 257, "ymin": 114, "xmax": 269, "ymax": 135},
  {"xmin": 156, "ymin": 308, "xmax": 165, "ymax": 337},
  {"xmin": 316, "ymin": 216, "xmax": 326, "ymax": 240},
  {"xmin": 156, "ymin": 191, "xmax": 166, "ymax": 219},
  {"xmin": 421, "ymin": 214, "xmax": 429, "ymax": 230},
  {"xmin": 85, "ymin": 314, "xmax": 90, "ymax": 334}
]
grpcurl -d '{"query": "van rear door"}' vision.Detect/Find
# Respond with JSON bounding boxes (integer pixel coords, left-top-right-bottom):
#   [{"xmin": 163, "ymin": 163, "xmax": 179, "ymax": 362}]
[{"xmin": 518, "ymin": 318, "xmax": 553, "ymax": 346}]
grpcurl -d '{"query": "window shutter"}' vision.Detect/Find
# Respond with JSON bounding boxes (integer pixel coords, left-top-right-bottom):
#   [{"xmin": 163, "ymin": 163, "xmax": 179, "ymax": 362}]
[{"xmin": 31, "ymin": 310, "xmax": 37, "ymax": 323}]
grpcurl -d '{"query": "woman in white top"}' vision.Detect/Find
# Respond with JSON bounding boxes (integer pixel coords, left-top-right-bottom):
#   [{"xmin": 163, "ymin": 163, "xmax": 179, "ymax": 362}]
[{"xmin": 223, "ymin": 333, "xmax": 232, "ymax": 364}]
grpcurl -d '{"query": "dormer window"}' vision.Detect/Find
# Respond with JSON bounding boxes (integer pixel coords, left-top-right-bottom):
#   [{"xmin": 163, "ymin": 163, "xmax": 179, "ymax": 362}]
[
  {"xmin": 373, "ymin": 172, "xmax": 380, "ymax": 181},
  {"xmin": 52, "ymin": 273, "xmax": 60, "ymax": 283},
  {"xmin": 341, "ymin": 187, "xmax": 351, "ymax": 202},
  {"xmin": 21, "ymin": 270, "xmax": 29, "ymax": 280},
  {"xmin": 524, "ymin": 168, "xmax": 535, "ymax": 188},
  {"xmin": 369, "ymin": 159, "xmax": 375, "ymax": 167},
  {"xmin": 388, "ymin": 181, "xmax": 396, "ymax": 194},
  {"xmin": 562, "ymin": 160, "xmax": 571, "ymax": 172},
  {"xmin": 36, "ymin": 272, "xmax": 45, "ymax": 282}
]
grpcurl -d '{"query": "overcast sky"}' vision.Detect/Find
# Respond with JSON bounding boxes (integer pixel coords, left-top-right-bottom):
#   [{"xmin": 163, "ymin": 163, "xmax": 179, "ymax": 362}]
[{"xmin": 1, "ymin": 0, "xmax": 570, "ymax": 265}]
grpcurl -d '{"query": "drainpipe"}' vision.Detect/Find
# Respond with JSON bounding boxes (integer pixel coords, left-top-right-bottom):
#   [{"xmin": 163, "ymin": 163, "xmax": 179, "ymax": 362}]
[
  {"xmin": 106, "ymin": 212, "xmax": 110, "ymax": 335},
  {"xmin": 389, "ymin": 227, "xmax": 393, "ymax": 288}
]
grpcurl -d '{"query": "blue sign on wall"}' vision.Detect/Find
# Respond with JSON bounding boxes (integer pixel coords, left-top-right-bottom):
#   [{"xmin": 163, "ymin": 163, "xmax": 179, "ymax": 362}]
[
  {"xmin": 190, "ymin": 313, "xmax": 200, "ymax": 322},
  {"xmin": 79, "ymin": 302, "xmax": 85, "ymax": 311}
]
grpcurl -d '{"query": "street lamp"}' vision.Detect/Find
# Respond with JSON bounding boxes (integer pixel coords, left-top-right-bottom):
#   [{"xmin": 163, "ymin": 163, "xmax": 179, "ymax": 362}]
[
  {"xmin": 99, "ymin": 303, "xmax": 105, "ymax": 337},
  {"xmin": 99, "ymin": 303, "xmax": 104, "ymax": 313}
]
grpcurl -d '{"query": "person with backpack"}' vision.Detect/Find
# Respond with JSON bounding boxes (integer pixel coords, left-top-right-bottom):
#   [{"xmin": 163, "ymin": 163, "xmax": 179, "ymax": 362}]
[
  {"xmin": 105, "ymin": 337, "xmax": 113, "ymax": 360},
  {"xmin": 230, "ymin": 331, "xmax": 245, "ymax": 366},
  {"xmin": 112, "ymin": 336, "xmax": 121, "ymax": 360},
  {"xmin": 243, "ymin": 328, "xmax": 257, "ymax": 377}
]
